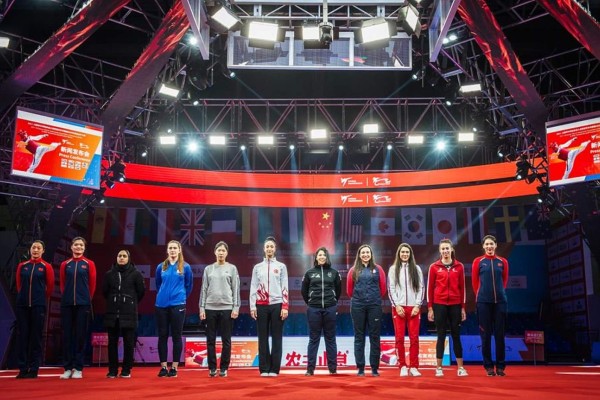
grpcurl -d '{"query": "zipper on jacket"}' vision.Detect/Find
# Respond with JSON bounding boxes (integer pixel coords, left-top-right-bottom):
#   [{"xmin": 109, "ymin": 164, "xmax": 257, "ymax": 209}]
[
  {"xmin": 491, "ymin": 258, "xmax": 497, "ymax": 303},
  {"xmin": 320, "ymin": 266, "xmax": 325, "ymax": 308},
  {"xmin": 28, "ymin": 262, "xmax": 36, "ymax": 306},
  {"xmin": 403, "ymin": 264, "xmax": 408, "ymax": 307},
  {"xmin": 267, "ymin": 259, "xmax": 270, "ymax": 305},
  {"xmin": 73, "ymin": 260, "xmax": 78, "ymax": 305}
]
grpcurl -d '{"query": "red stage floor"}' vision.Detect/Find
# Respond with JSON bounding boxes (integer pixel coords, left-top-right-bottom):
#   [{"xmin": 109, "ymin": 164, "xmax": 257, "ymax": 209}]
[{"xmin": 1, "ymin": 365, "xmax": 599, "ymax": 399}]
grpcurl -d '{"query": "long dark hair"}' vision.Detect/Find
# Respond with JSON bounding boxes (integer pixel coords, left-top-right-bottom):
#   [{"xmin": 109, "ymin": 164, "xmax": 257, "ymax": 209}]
[
  {"xmin": 313, "ymin": 247, "xmax": 332, "ymax": 268},
  {"xmin": 352, "ymin": 244, "xmax": 376, "ymax": 282},
  {"xmin": 392, "ymin": 243, "xmax": 420, "ymax": 292}
]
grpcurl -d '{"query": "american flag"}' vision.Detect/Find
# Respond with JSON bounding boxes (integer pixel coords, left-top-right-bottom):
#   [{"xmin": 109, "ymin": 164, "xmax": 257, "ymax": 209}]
[
  {"xmin": 180, "ymin": 208, "xmax": 206, "ymax": 246},
  {"xmin": 341, "ymin": 208, "xmax": 363, "ymax": 243}
]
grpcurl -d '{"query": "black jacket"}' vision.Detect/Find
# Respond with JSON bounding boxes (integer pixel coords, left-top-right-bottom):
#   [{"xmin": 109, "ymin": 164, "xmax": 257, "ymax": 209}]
[
  {"xmin": 102, "ymin": 262, "xmax": 145, "ymax": 329},
  {"xmin": 301, "ymin": 265, "xmax": 341, "ymax": 308}
]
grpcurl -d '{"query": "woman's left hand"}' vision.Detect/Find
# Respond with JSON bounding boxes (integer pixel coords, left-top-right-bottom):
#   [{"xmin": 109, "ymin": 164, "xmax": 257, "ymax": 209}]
[
  {"xmin": 461, "ymin": 308, "xmax": 466, "ymax": 321},
  {"xmin": 281, "ymin": 308, "xmax": 288, "ymax": 320}
]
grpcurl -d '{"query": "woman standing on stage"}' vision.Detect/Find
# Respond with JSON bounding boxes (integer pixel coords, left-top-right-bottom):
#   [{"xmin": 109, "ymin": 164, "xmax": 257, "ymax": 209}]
[
  {"xmin": 347, "ymin": 244, "xmax": 386, "ymax": 377},
  {"xmin": 15, "ymin": 240, "xmax": 54, "ymax": 379},
  {"xmin": 472, "ymin": 235, "xmax": 509, "ymax": 377},
  {"xmin": 388, "ymin": 243, "xmax": 424, "ymax": 377},
  {"xmin": 199, "ymin": 241, "xmax": 241, "ymax": 378},
  {"xmin": 249, "ymin": 236, "xmax": 289, "ymax": 377},
  {"xmin": 60, "ymin": 236, "xmax": 96, "ymax": 379},
  {"xmin": 301, "ymin": 247, "xmax": 341, "ymax": 376},
  {"xmin": 427, "ymin": 238, "xmax": 468, "ymax": 377},
  {"xmin": 155, "ymin": 240, "xmax": 193, "ymax": 378},
  {"xmin": 102, "ymin": 250, "xmax": 145, "ymax": 378}
]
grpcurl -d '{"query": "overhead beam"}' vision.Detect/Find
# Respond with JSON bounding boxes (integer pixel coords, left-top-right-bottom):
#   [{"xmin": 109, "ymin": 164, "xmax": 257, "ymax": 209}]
[
  {"xmin": 0, "ymin": 0, "xmax": 132, "ymax": 113},
  {"xmin": 536, "ymin": 0, "xmax": 600, "ymax": 61},
  {"xmin": 101, "ymin": 0, "xmax": 189, "ymax": 144},
  {"xmin": 457, "ymin": 0, "xmax": 548, "ymax": 136}
]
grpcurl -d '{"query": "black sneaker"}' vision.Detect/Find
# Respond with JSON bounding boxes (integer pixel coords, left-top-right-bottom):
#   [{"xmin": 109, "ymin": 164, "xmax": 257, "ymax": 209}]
[
  {"xmin": 209, "ymin": 369, "xmax": 217, "ymax": 377},
  {"xmin": 16, "ymin": 371, "xmax": 28, "ymax": 379},
  {"xmin": 357, "ymin": 369, "xmax": 365, "ymax": 377},
  {"xmin": 304, "ymin": 369, "xmax": 314, "ymax": 376},
  {"xmin": 120, "ymin": 371, "xmax": 131, "ymax": 378},
  {"xmin": 329, "ymin": 369, "xmax": 337, "ymax": 375},
  {"xmin": 486, "ymin": 368, "xmax": 496, "ymax": 377},
  {"xmin": 372, "ymin": 370, "xmax": 380, "ymax": 377},
  {"xmin": 158, "ymin": 367, "xmax": 168, "ymax": 377},
  {"xmin": 168, "ymin": 368, "xmax": 178, "ymax": 378},
  {"xmin": 106, "ymin": 371, "xmax": 118, "ymax": 378},
  {"xmin": 496, "ymin": 369, "xmax": 506, "ymax": 377},
  {"xmin": 219, "ymin": 370, "xmax": 228, "ymax": 377}
]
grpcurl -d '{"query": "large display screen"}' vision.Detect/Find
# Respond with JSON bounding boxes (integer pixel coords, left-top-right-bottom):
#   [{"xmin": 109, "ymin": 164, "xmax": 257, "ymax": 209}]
[
  {"xmin": 11, "ymin": 108, "xmax": 103, "ymax": 189},
  {"xmin": 546, "ymin": 111, "xmax": 600, "ymax": 187}
]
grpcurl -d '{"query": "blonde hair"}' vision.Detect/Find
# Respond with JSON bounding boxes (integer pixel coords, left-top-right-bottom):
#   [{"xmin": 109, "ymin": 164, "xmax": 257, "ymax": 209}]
[{"xmin": 162, "ymin": 240, "xmax": 185, "ymax": 274}]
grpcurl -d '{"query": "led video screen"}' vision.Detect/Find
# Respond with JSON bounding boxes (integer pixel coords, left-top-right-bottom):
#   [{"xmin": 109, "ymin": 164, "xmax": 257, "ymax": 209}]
[
  {"xmin": 11, "ymin": 107, "xmax": 103, "ymax": 189},
  {"xmin": 546, "ymin": 111, "xmax": 600, "ymax": 187}
]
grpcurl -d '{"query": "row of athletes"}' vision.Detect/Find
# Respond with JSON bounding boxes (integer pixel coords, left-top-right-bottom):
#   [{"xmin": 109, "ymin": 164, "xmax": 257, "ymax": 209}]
[{"xmin": 14, "ymin": 234, "xmax": 507, "ymax": 379}]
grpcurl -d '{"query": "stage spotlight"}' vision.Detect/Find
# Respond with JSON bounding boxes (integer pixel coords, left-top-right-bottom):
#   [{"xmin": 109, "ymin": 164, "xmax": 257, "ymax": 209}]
[
  {"xmin": 435, "ymin": 139, "xmax": 447, "ymax": 151},
  {"xmin": 210, "ymin": 6, "xmax": 242, "ymax": 31},
  {"xmin": 257, "ymin": 135, "xmax": 274, "ymax": 146},
  {"xmin": 338, "ymin": 144, "xmax": 344, "ymax": 151},
  {"xmin": 158, "ymin": 83, "xmax": 180, "ymax": 98},
  {"xmin": 355, "ymin": 18, "xmax": 394, "ymax": 48},
  {"xmin": 105, "ymin": 178, "xmax": 115, "ymax": 189},
  {"xmin": 159, "ymin": 135, "xmax": 176, "ymax": 145},
  {"xmin": 407, "ymin": 134, "xmax": 424, "ymax": 145},
  {"xmin": 0, "ymin": 37, "xmax": 9, "ymax": 48},
  {"xmin": 460, "ymin": 82, "xmax": 482, "ymax": 94},
  {"xmin": 187, "ymin": 140, "xmax": 199, "ymax": 153},
  {"xmin": 398, "ymin": 3, "xmax": 421, "ymax": 37},
  {"xmin": 110, "ymin": 160, "xmax": 126, "ymax": 183},
  {"xmin": 289, "ymin": 144, "xmax": 295, "ymax": 150},
  {"xmin": 140, "ymin": 146, "xmax": 148, "ymax": 158},
  {"xmin": 310, "ymin": 128, "xmax": 327, "ymax": 140},
  {"xmin": 457, "ymin": 132, "xmax": 474, "ymax": 142},
  {"xmin": 386, "ymin": 143, "xmax": 393, "ymax": 150},
  {"xmin": 363, "ymin": 123, "xmax": 379, "ymax": 134},
  {"xmin": 209, "ymin": 135, "xmax": 226, "ymax": 145},
  {"xmin": 240, "ymin": 144, "xmax": 247, "ymax": 151},
  {"xmin": 244, "ymin": 21, "xmax": 284, "ymax": 49},
  {"xmin": 515, "ymin": 157, "xmax": 530, "ymax": 180}
]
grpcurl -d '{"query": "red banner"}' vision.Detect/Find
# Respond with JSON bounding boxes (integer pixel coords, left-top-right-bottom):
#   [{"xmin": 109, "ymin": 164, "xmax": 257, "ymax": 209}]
[{"xmin": 303, "ymin": 209, "xmax": 335, "ymax": 254}]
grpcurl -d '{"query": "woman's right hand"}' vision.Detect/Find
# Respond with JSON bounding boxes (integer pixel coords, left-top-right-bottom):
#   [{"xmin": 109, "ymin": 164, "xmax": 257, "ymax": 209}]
[
  {"xmin": 199, "ymin": 312, "xmax": 206, "ymax": 320},
  {"xmin": 428, "ymin": 309, "xmax": 434, "ymax": 322},
  {"xmin": 251, "ymin": 309, "xmax": 257, "ymax": 320}
]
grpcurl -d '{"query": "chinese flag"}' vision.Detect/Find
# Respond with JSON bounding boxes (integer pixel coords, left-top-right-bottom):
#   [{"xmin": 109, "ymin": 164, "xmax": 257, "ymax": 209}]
[{"xmin": 303, "ymin": 208, "xmax": 335, "ymax": 255}]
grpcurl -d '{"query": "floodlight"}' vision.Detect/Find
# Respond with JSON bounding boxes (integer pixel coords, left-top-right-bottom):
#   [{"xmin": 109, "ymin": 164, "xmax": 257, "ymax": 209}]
[
  {"xmin": 209, "ymin": 135, "xmax": 226, "ymax": 145},
  {"xmin": 398, "ymin": 4, "xmax": 421, "ymax": 37},
  {"xmin": 310, "ymin": 129, "xmax": 327, "ymax": 140},
  {"xmin": 257, "ymin": 135, "xmax": 274, "ymax": 145},
  {"xmin": 460, "ymin": 82, "xmax": 482, "ymax": 93},
  {"xmin": 363, "ymin": 124, "xmax": 379, "ymax": 134},
  {"xmin": 158, "ymin": 84, "xmax": 180, "ymax": 98},
  {"xmin": 159, "ymin": 135, "xmax": 177, "ymax": 145},
  {"xmin": 407, "ymin": 135, "xmax": 424, "ymax": 144},
  {"xmin": 211, "ymin": 6, "xmax": 242, "ymax": 31},
  {"xmin": 458, "ymin": 132, "xmax": 474, "ymax": 142}
]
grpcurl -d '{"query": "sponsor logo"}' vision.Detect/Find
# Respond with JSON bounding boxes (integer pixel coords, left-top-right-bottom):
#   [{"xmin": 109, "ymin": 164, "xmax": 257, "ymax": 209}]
[
  {"xmin": 372, "ymin": 177, "xmax": 391, "ymax": 186},
  {"xmin": 372, "ymin": 194, "xmax": 392, "ymax": 204},
  {"xmin": 340, "ymin": 177, "xmax": 364, "ymax": 187},
  {"xmin": 341, "ymin": 195, "xmax": 364, "ymax": 205}
]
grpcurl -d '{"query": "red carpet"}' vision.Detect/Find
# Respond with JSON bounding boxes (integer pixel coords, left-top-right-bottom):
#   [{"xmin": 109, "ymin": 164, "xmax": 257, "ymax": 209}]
[{"xmin": 1, "ymin": 366, "xmax": 599, "ymax": 399}]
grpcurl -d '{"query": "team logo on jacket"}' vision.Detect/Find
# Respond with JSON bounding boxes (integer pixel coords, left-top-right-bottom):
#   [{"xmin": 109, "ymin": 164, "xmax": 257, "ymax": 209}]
[
  {"xmin": 82, "ymin": 265, "xmax": 88, "ymax": 269},
  {"xmin": 273, "ymin": 268, "xmax": 279, "ymax": 274},
  {"xmin": 327, "ymin": 272, "xmax": 332, "ymax": 277},
  {"xmin": 38, "ymin": 267, "xmax": 44, "ymax": 271},
  {"xmin": 312, "ymin": 273, "xmax": 321, "ymax": 278}
]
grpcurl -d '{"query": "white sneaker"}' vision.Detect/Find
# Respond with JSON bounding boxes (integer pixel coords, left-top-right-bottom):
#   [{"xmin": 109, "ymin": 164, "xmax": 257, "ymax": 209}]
[
  {"xmin": 59, "ymin": 369, "xmax": 73, "ymax": 379},
  {"xmin": 268, "ymin": 372, "xmax": 278, "ymax": 377},
  {"xmin": 409, "ymin": 367, "xmax": 422, "ymax": 377},
  {"xmin": 71, "ymin": 370, "xmax": 83, "ymax": 379},
  {"xmin": 457, "ymin": 367, "xmax": 468, "ymax": 377},
  {"xmin": 260, "ymin": 372, "xmax": 269, "ymax": 377},
  {"xmin": 435, "ymin": 367, "xmax": 444, "ymax": 377},
  {"xmin": 400, "ymin": 366, "xmax": 409, "ymax": 377}
]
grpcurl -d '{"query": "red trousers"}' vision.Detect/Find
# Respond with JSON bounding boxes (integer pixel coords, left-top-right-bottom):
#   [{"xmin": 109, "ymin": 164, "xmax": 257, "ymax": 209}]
[{"xmin": 392, "ymin": 306, "xmax": 421, "ymax": 368}]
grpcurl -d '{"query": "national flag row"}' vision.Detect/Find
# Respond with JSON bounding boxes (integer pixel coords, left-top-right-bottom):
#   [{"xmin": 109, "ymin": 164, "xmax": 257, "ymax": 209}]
[{"xmin": 88, "ymin": 204, "xmax": 550, "ymax": 248}]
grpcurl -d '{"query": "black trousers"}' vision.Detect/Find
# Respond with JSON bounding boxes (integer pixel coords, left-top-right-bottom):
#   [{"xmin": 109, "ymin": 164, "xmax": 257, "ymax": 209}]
[
  {"xmin": 16, "ymin": 305, "xmax": 46, "ymax": 373},
  {"xmin": 156, "ymin": 305, "xmax": 186, "ymax": 363},
  {"xmin": 205, "ymin": 309, "xmax": 234, "ymax": 371},
  {"xmin": 432, "ymin": 303, "xmax": 463, "ymax": 360},
  {"xmin": 107, "ymin": 319, "xmax": 136, "ymax": 374},
  {"xmin": 306, "ymin": 305, "xmax": 338, "ymax": 371},
  {"xmin": 256, "ymin": 304, "xmax": 284, "ymax": 374},
  {"xmin": 350, "ymin": 303, "xmax": 382, "ymax": 371},
  {"xmin": 477, "ymin": 302, "xmax": 507, "ymax": 370},
  {"xmin": 61, "ymin": 305, "xmax": 91, "ymax": 371}
]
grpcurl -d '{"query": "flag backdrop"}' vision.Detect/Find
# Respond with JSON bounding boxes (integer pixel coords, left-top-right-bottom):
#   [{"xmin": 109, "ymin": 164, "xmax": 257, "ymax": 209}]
[{"xmin": 303, "ymin": 208, "xmax": 335, "ymax": 254}]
